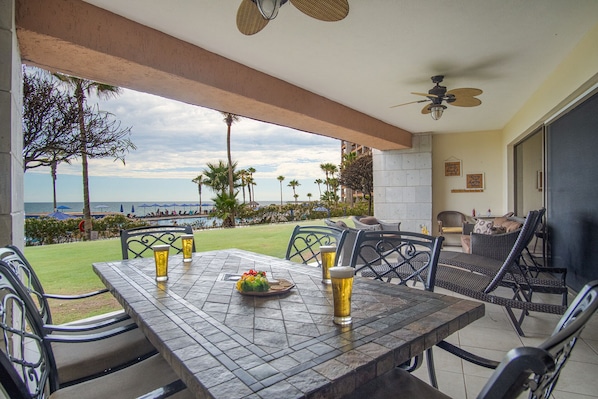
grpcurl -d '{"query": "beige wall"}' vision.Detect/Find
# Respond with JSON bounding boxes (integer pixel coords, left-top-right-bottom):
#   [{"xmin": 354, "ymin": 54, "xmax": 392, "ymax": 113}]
[
  {"xmin": 432, "ymin": 131, "xmax": 505, "ymax": 221},
  {"xmin": 432, "ymin": 22, "xmax": 598, "ymax": 221}
]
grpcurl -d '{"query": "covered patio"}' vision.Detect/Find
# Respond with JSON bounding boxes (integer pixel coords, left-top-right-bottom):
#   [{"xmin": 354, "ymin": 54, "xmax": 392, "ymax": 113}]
[{"xmin": 2, "ymin": 0, "xmax": 598, "ymax": 397}]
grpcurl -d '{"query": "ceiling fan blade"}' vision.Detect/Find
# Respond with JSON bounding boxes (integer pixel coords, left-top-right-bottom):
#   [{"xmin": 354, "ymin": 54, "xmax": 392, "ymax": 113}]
[
  {"xmin": 390, "ymin": 99, "xmax": 429, "ymax": 108},
  {"xmin": 449, "ymin": 96, "xmax": 482, "ymax": 107},
  {"xmin": 421, "ymin": 104, "xmax": 431, "ymax": 114},
  {"xmin": 447, "ymin": 88, "xmax": 483, "ymax": 98},
  {"xmin": 237, "ymin": 0, "xmax": 269, "ymax": 35},
  {"xmin": 411, "ymin": 92, "xmax": 439, "ymax": 98},
  {"xmin": 290, "ymin": 0, "xmax": 349, "ymax": 21}
]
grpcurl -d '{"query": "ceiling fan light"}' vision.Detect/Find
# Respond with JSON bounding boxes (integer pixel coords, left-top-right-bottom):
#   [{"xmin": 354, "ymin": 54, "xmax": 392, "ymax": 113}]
[
  {"xmin": 430, "ymin": 104, "xmax": 446, "ymax": 120},
  {"xmin": 256, "ymin": 0, "xmax": 282, "ymax": 20}
]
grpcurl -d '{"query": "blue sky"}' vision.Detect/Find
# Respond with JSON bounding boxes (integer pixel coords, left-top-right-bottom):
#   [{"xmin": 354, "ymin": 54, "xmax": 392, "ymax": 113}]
[{"xmin": 24, "ymin": 88, "xmax": 341, "ymax": 203}]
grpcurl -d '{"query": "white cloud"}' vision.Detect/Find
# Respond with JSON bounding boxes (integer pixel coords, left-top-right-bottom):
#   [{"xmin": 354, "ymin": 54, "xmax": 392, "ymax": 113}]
[{"xmin": 26, "ymin": 88, "xmax": 341, "ymax": 202}]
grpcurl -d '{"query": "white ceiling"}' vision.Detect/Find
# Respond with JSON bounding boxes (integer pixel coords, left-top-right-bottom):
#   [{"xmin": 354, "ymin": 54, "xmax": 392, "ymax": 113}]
[{"xmin": 82, "ymin": 0, "xmax": 598, "ymax": 135}]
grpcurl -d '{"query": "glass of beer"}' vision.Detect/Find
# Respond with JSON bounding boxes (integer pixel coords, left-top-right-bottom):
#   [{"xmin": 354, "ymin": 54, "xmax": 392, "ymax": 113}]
[
  {"xmin": 153, "ymin": 245, "xmax": 170, "ymax": 281},
  {"xmin": 181, "ymin": 234, "xmax": 194, "ymax": 262},
  {"xmin": 320, "ymin": 245, "xmax": 336, "ymax": 284},
  {"xmin": 330, "ymin": 266, "xmax": 354, "ymax": 325}
]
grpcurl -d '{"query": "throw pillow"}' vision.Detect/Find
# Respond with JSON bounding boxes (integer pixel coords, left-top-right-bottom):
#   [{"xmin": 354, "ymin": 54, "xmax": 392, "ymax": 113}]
[{"xmin": 473, "ymin": 219, "xmax": 494, "ymax": 235}]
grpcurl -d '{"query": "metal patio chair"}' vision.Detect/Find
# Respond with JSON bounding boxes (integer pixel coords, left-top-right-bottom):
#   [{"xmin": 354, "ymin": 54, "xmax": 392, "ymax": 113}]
[
  {"xmin": 349, "ymin": 229, "xmax": 445, "ymax": 388},
  {"xmin": 0, "ymin": 261, "xmax": 191, "ymax": 399},
  {"xmin": 0, "ymin": 249, "xmax": 156, "ymax": 386},
  {"xmin": 120, "ymin": 225, "xmax": 195, "ymax": 259},
  {"xmin": 285, "ymin": 225, "xmax": 347, "ymax": 267},
  {"xmin": 342, "ymin": 279, "xmax": 598, "ymax": 399}
]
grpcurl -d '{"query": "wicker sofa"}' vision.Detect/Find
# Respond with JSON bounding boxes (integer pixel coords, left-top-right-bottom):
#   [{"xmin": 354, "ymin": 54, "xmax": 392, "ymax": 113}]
[
  {"xmin": 350, "ymin": 215, "xmax": 401, "ymax": 231},
  {"xmin": 460, "ymin": 214, "xmax": 523, "ymax": 260}
]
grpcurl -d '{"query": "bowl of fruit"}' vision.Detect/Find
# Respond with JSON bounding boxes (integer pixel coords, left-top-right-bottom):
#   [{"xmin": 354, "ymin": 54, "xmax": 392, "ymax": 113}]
[{"xmin": 236, "ymin": 269, "xmax": 294, "ymax": 296}]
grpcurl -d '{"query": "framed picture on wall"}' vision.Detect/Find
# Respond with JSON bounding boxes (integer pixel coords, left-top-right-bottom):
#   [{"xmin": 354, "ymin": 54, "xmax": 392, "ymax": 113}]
[
  {"xmin": 466, "ymin": 173, "xmax": 484, "ymax": 189},
  {"xmin": 444, "ymin": 160, "xmax": 462, "ymax": 176}
]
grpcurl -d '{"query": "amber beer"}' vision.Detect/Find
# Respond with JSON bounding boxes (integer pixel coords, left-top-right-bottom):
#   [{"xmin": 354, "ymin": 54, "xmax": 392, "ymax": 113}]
[
  {"xmin": 320, "ymin": 245, "xmax": 336, "ymax": 284},
  {"xmin": 330, "ymin": 266, "xmax": 354, "ymax": 325},
  {"xmin": 153, "ymin": 245, "xmax": 170, "ymax": 281},
  {"xmin": 181, "ymin": 234, "xmax": 194, "ymax": 262}
]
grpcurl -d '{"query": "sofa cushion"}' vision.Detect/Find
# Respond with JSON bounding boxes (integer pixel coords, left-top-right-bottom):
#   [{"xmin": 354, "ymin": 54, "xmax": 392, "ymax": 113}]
[
  {"xmin": 503, "ymin": 220, "xmax": 522, "ymax": 232},
  {"xmin": 335, "ymin": 220, "xmax": 348, "ymax": 228},
  {"xmin": 359, "ymin": 216, "xmax": 380, "ymax": 225},
  {"xmin": 473, "ymin": 219, "xmax": 494, "ymax": 234}
]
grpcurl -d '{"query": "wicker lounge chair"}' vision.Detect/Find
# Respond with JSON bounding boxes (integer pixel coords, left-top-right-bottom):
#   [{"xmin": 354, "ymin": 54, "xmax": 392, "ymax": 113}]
[
  {"xmin": 342, "ymin": 279, "xmax": 598, "ymax": 399},
  {"xmin": 120, "ymin": 225, "xmax": 195, "ymax": 259},
  {"xmin": 438, "ymin": 208, "xmax": 569, "ymax": 312},
  {"xmin": 285, "ymin": 225, "xmax": 347, "ymax": 267},
  {"xmin": 434, "ymin": 209, "xmax": 568, "ymax": 336}
]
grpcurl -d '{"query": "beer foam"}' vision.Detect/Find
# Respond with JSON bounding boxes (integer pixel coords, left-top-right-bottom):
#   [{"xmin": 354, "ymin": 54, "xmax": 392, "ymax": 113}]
[
  {"xmin": 329, "ymin": 266, "xmax": 354, "ymax": 279},
  {"xmin": 320, "ymin": 245, "xmax": 336, "ymax": 253}
]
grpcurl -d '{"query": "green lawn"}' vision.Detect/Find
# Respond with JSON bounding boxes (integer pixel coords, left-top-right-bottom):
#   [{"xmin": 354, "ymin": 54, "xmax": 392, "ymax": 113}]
[{"xmin": 23, "ymin": 219, "xmax": 332, "ymax": 323}]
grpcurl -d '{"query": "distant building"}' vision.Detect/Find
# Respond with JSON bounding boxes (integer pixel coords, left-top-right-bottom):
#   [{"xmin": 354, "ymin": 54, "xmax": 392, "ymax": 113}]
[{"xmin": 340, "ymin": 141, "xmax": 371, "ymax": 204}]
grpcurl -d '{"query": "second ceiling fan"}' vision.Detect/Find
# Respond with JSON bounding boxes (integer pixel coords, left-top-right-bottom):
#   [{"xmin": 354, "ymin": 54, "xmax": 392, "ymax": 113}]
[
  {"xmin": 392, "ymin": 75, "xmax": 483, "ymax": 120},
  {"xmin": 236, "ymin": 0, "xmax": 349, "ymax": 35}
]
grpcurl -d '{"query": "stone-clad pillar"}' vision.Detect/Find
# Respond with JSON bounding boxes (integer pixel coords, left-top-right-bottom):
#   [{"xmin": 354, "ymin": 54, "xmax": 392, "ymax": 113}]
[
  {"xmin": 373, "ymin": 133, "xmax": 432, "ymax": 234},
  {"xmin": 0, "ymin": 0, "xmax": 25, "ymax": 248}
]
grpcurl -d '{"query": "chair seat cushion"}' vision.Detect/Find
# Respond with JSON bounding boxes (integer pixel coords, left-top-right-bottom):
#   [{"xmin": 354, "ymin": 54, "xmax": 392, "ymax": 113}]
[
  {"xmin": 442, "ymin": 226, "xmax": 462, "ymax": 234},
  {"xmin": 50, "ymin": 354, "xmax": 194, "ymax": 399},
  {"xmin": 53, "ymin": 327, "xmax": 156, "ymax": 384}
]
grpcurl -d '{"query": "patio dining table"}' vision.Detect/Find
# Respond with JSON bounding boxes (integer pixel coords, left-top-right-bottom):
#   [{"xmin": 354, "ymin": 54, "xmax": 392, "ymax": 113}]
[{"xmin": 93, "ymin": 249, "xmax": 484, "ymax": 399}]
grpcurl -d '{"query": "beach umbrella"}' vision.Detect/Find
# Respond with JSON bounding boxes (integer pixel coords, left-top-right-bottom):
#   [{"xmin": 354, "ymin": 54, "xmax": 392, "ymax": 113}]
[
  {"xmin": 139, "ymin": 204, "xmax": 150, "ymax": 215},
  {"xmin": 47, "ymin": 211, "xmax": 75, "ymax": 220},
  {"xmin": 131, "ymin": 205, "xmax": 135, "ymax": 213},
  {"xmin": 95, "ymin": 204, "xmax": 109, "ymax": 210},
  {"xmin": 56, "ymin": 205, "xmax": 71, "ymax": 210},
  {"xmin": 120, "ymin": 204, "xmax": 124, "ymax": 212}
]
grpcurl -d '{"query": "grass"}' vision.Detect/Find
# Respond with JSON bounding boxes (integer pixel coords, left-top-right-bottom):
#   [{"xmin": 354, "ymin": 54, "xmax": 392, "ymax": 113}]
[{"xmin": 23, "ymin": 219, "xmax": 330, "ymax": 324}]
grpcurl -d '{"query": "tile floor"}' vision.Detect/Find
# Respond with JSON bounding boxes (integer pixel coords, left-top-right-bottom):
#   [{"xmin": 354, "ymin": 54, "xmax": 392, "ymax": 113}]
[{"xmin": 410, "ymin": 247, "xmax": 598, "ymax": 398}]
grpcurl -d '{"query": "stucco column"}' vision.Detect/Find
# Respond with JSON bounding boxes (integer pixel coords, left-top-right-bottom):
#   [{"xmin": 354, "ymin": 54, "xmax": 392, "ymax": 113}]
[
  {"xmin": 373, "ymin": 133, "xmax": 432, "ymax": 234},
  {"xmin": 0, "ymin": 0, "xmax": 24, "ymax": 248}
]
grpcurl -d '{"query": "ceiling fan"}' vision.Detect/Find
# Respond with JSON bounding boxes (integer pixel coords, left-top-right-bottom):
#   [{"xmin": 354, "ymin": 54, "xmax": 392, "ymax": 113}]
[
  {"xmin": 236, "ymin": 0, "xmax": 349, "ymax": 35},
  {"xmin": 391, "ymin": 75, "xmax": 483, "ymax": 120}
]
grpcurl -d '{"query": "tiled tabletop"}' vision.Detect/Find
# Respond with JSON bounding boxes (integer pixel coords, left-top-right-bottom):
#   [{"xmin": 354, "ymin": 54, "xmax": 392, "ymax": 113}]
[{"xmin": 93, "ymin": 249, "xmax": 484, "ymax": 399}]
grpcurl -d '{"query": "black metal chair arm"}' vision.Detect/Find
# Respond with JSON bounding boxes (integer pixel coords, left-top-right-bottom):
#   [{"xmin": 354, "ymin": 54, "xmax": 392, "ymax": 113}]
[
  {"xmin": 137, "ymin": 379, "xmax": 187, "ymax": 399},
  {"xmin": 43, "ymin": 322, "xmax": 139, "ymax": 343},
  {"xmin": 43, "ymin": 311, "xmax": 132, "ymax": 333},
  {"xmin": 43, "ymin": 288, "xmax": 110, "ymax": 300},
  {"xmin": 436, "ymin": 340, "xmax": 500, "ymax": 369}
]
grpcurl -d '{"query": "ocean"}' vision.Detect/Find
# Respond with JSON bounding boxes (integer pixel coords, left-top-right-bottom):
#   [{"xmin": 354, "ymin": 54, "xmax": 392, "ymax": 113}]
[
  {"xmin": 25, "ymin": 200, "xmax": 280, "ymax": 216},
  {"xmin": 25, "ymin": 201, "xmax": 213, "ymax": 216}
]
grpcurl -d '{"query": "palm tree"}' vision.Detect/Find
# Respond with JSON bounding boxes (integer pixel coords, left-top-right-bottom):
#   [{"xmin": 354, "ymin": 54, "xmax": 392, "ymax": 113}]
[
  {"xmin": 192, "ymin": 174, "xmax": 204, "ymax": 214},
  {"xmin": 203, "ymin": 161, "xmax": 229, "ymax": 194},
  {"xmin": 54, "ymin": 74, "xmax": 121, "ymax": 240},
  {"xmin": 307, "ymin": 193, "xmax": 312, "ymax": 202},
  {"xmin": 239, "ymin": 169, "xmax": 248, "ymax": 203},
  {"xmin": 277, "ymin": 176, "xmax": 285, "ymax": 207},
  {"xmin": 220, "ymin": 112, "xmax": 240, "ymax": 196},
  {"xmin": 247, "ymin": 167, "xmax": 256, "ymax": 202},
  {"xmin": 314, "ymin": 178, "xmax": 324, "ymax": 199},
  {"xmin": 288, "ymin": 179, "xmax": 300, "ymax": 204},
  {"xmin": 320, "ymin": 163, "xmax": 337, "ymax": 192}
]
